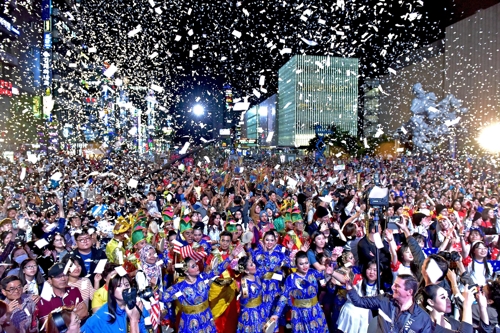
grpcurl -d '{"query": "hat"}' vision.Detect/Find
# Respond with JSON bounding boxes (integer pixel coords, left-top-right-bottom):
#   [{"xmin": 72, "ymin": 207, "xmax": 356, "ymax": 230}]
[
  {"xmin": 179, "ymin": 219, "xmax": 192, "ymax": 234},
  {"xmin": 283, "ymin": 209, "xmax": 293, "ymax": 223},
  {"xmin": 136, "ymin": 209, "xmax": 148, "ymax": 223},
  {"xmin": 113, "ymin": 220, "xmax": 130, "ymax": 235},
  {"xmin": 225, "ymin": 223, "xmax": 238, "ymax": 233},
  {"xmin": 319, "ymin": 195, "xmax": 333, "ymax": 203},
  {"xmin": 133, "ymin": 220, "xmax": 147, "ymax": 232},
  {"xmin": 131, "ymin": 229, "xmax": 146, "ymax": 245},
  {"xmin": 162, "ymin": 206, "xmax": 174, "ymax": 222},
  {"xmin": 291, "ymin": 207, "xmax": 303, "ymax": 223},
  {"xmin": 48, "ymin": 262, "xmax": 66, "ymax": 278},
  {"xmin": 315, "ymin": 206, "xmax": 329, "ymax": 219},
  {"xmin": 469, "ymin": 227, "xmax": 485, "ymax": 237}
]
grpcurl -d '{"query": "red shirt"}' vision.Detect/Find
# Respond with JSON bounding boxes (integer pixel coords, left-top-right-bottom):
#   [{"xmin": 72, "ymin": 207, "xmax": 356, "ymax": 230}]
[{"xmin": 35, "ymin": 287, "xmax": 83, "ymax": 324}]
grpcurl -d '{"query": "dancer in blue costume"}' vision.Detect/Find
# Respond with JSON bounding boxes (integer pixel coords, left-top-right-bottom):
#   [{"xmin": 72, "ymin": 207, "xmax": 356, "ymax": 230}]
[
  {"xmin": 252, "ymin": 231, "xmax": 295, "ymax": 318},
  {"xmin": 160, "ymin": 244, "xmax": 243, "ymax": 333},
  {"xmin": 235, "ymin": 255, "xmax": 267, "ymax": 333},
  {"xmin": 270, "ymin": 251, "xmax": 338, "ymax": 333}
]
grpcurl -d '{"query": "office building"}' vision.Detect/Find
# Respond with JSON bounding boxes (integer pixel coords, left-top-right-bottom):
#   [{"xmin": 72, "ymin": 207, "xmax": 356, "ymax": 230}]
[
  {"xmin": 277, "ymin": 55, "xmax": 358, "ymax": 147},
  {"xmin": 243, "ymin": 94, "xmax": 277, "ymax": 147},
  {"xmin": 0, "ymin": 1, "xmax": 43, "ymax": 148},
  {"xmin": 376, "ymin": 2, "xmax": 499, "ymax": 146}
]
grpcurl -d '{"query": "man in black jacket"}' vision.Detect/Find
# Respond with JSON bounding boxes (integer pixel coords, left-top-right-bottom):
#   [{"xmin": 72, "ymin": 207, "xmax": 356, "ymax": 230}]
[{"xmin": 347, "ymin": 274, "xmax": 432, "ymax": 333}]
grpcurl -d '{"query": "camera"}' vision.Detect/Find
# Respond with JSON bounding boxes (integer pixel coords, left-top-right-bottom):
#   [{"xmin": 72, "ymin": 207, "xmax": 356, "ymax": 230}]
[
  {"xmin": 449, "ymin": 251, "xmax": 461, "ymax": 262},
  {"xmin": 138, "ymin": 286, "xmax": 154, "ymax": 301},
  {"xmin": 122, "ymin": 288, "xmax": 138, "ymax": 310}
]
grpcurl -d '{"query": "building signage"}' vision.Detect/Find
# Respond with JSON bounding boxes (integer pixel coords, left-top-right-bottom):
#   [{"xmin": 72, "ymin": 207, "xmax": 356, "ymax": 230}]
[
  {"xmin": 0, "ymin": 80, "xmax": 12, "ymax": 97},
  {"xmin": 43, "ymin": 32, "xmax": 52, "ymax": 49},
  {"xmin": 41, "ymin": 50, "xmax": 52, "ymax": 89},
  {"xmin": 0, "ymin": 16, "xmax": 20, "ymax": 36},
  {"xmin": 41, "ymin": 0, "xmax": 52, "ymax": 93},
  {"xmin": 44, "ymin": 19, "xmax": 51, "ymax": 32}
]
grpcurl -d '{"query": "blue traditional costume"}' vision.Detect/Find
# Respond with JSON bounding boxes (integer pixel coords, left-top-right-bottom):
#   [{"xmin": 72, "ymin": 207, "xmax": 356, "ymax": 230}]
[
  {"xmin": 252, "ymin": 244, "xmax": 292, "ymax": 317},
  {"xmin": 237, "ymin": 270, "xmax": 267, "ymax": 333},
  {"xmin": 273, "ymin": 269, "xmax": 329, "ymax": 333},
  {"xmin": 161, "ymin": 258, "xmax": 231, "ymax": 333}
]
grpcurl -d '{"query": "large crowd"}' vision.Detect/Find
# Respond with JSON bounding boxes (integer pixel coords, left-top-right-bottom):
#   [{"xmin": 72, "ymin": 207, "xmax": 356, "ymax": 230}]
[{"xmin": 0, "ymin": 148, "xmax": 498, "ymax": 333}]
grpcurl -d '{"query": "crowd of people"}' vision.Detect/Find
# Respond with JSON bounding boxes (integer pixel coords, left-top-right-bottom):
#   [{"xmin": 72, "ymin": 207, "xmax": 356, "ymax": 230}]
[{"xmin": 0, "ymin": 148, "xmax": 499, "ymax": 333}]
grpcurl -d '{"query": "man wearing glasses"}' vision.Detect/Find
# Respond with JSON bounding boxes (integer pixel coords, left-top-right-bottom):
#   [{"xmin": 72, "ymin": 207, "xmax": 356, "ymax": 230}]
[
  {"xmin": 1, "ymin": 275, "xmax": 37, "ymax": 333},
  {"xmin": 34, "ymin": 262, "xmax": 88, "ymax": 330},
  {"xmin": 72, "ymin": 230, "xmax": 107, "ymax": 281}
]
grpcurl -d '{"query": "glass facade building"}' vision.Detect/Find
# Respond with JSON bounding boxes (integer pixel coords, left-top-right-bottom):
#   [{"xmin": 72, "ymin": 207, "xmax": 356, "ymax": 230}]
[
  {"xmin": 277, "ymin": 55, "xmax": 358, "ymax": 147},
  {"xmin": 243, "ymin": 94, "xmax": 277, "ymax": 147}
]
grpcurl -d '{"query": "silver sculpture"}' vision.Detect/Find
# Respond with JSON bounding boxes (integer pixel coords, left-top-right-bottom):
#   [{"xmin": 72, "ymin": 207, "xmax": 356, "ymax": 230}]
[{"xmin": 397, "ymin": 83, "xmax": 468, "ymax": 153}]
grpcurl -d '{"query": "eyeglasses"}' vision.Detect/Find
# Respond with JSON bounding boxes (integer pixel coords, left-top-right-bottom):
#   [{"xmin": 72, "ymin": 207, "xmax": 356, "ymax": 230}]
[
  {"xmin": 24, "ymin": 265, "xmax": 37, "ymax": 270},
  {"xmin": 52, "ymin": 274, "xmax": 68, "ymax": 279},
  {"xmin": 4, "ymin": 285, "xmax": 22, "ymax": 293},
  {"xmin": 77, "ymin": 237, "xmax": 91, "ymax": 243}
]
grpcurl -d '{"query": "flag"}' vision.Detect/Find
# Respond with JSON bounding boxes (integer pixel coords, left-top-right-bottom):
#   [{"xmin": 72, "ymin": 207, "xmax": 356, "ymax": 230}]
[
  {"xmin": 171, "ymin": 240, "xmax": 183, "ymax": 254},
  {"xmin": 150, "ymin": 291, "xmax": 161, "ymax": 330},
  {"xmin": 180, "ymin": 244, "xmax": 207, "ymax": 261}
]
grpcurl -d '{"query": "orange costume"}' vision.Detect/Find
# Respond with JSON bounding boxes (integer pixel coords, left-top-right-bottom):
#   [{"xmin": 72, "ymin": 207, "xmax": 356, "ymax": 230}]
[{"xmin": 206, "ymin": 250, "xmax": 239, "ymax": 333}]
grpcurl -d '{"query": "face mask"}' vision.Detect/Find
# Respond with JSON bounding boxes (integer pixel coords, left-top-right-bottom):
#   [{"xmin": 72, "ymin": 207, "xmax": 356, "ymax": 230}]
[{"xmin": 14, "ymin": 254, "xmax": 28, "ymax": 264}]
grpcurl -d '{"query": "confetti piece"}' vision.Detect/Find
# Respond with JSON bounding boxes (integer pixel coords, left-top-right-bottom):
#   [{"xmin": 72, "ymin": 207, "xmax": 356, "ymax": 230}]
[
  {"xmin": 127, "ymin": 25, "xmax": 142, "ymax": 37},
  {"xmin": 150, "ymin": 84, "xmax": 163, "ymax": 92},
  {"xmin": 179, "ymin": 142, "xmax": 190, "ymax": 155},
  {"xmin": 103, "ymin": 64, "xmax": 118, "ymax": 78}
]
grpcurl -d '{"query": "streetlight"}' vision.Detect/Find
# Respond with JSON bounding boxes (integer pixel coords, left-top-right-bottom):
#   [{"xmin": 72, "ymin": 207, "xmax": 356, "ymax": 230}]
[
  {"xmin": 478, "ymin": 123, "xmax": 500, "ymax": 153},
  {"xmin": 193, "ymin": 104, "xmax": 204, "ymax": 116}
]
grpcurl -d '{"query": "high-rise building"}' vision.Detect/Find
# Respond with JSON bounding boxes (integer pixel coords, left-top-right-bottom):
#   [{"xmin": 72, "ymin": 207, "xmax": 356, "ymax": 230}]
[
  {"xmin": 361, "ymin": 79, "xmax": 382, "ymax": 138},
  {"xmin": 0, "ymin": 1, "xmax": 43, "ymax": 149},
  {"xmin": 243, "ymin": 94, "xmax": 277, "ymax": 147},
  {"xmin": 277, "ymin": 55, "xmax": 358, "ymax": 147}
]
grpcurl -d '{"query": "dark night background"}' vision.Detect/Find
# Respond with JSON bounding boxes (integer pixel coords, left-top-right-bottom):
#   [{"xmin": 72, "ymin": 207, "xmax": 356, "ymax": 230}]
[{"xmin": 70, "ymin": 0, "xmax": 499, "ymax": 143}]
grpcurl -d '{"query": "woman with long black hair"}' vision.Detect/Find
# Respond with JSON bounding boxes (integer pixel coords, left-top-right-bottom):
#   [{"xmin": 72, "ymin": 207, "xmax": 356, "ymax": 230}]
[
  {"xmin": 421, "ymin": 284, "xmax": 490, "ymax": 333},
  {"xmin": 336, "ymin": 260, "xmax": 379, "ymax": 333},
  {"xmin": 81, "ymin": 273, "xmax": 148, "ymax": 333}
]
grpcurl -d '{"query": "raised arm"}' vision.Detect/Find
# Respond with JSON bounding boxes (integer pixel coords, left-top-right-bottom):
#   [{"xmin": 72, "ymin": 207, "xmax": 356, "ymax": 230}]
[
  {"xmin": 385, "ymin": 229, "xmax": 398, "ymax": 267},
  {"xmin": 345, "ymin": 285, "xmax": 385, "ymax": 310}
]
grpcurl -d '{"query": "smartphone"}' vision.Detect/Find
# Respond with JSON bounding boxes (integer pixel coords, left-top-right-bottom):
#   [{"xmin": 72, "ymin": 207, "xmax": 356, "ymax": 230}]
[{"xmin": 387, "ymin": 216, "xmax": 401, "ymax": 230}]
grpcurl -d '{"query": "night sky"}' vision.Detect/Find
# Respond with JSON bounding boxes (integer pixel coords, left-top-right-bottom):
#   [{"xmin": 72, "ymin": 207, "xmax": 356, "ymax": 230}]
[{"xmin": 55, "ymin": 0, "xmax": 500, "ymax": 143}]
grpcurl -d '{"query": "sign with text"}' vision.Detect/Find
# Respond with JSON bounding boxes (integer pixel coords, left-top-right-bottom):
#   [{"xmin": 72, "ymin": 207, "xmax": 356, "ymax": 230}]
[{"xmin": 0, "ymin": 80, "xmax": 12, "ymax": 97}]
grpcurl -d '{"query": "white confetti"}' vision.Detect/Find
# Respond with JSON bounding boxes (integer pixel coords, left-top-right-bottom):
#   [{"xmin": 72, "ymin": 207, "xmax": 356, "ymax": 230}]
[
  {"xmin": 103, "ymin": 64, "xmax": 118, "ymax": 78},
  {"xmin": 127, "ymin": 25, "xmax": 142, "ymax": 37}
]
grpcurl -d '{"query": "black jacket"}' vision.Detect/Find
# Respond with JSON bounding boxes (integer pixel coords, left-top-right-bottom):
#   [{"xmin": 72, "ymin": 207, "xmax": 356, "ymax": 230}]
[
  {"xmin": 348, "ymin": 289, "xmax": 432, "ymax": 333},
  {"xmin": 72, "ymin": 247, "xmax": 107, "ymax": 279}
]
